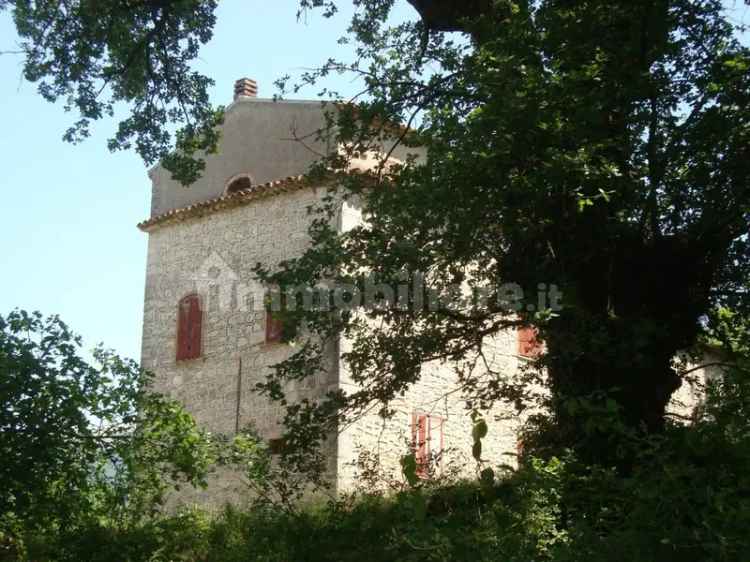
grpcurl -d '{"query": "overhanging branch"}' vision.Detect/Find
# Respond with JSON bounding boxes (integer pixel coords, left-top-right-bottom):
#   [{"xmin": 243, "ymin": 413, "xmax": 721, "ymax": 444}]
[{"xmin": 405, "ymin": 0, "xmax": 491, "ymax": 32}]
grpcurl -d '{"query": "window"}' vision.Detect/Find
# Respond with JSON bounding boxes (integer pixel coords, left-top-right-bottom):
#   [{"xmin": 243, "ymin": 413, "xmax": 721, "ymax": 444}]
[
  {"xmin": 225, "ymin": 173, "xmax": 253, "ymax": 195},
  {"xmin": 516, "ymin": 437, "xmax": 527, "ymax": 466},
  {"xmin": 517, "ymin": 325, "xmax": 542, "ymax": 358},
  {"xmin": 516, "ymin": 438, "xmax": 525, "ymax": 458},
  {"xmin": 265, "ymin": 309, "xmax": 283, "ymax": 344},
  {"xmin": 411, "ymin": 412, "xmax": 444, "ymax": 478},
  {"xmin": 177, "ymin": 294, "xmax": 202, "ymax": 361},
  {"xmin": 268, "ymin": 438, "xmax": 286, "ymax": 455}
]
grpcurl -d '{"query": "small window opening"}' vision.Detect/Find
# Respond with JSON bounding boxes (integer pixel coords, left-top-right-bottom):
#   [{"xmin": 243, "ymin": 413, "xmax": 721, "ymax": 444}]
[
  {"xmin": 177, "ymin": 294, "xmax": 202, "ymax": 361},
  {"xmin": 225, "ymin": 175, "xmax": 253, "ymax": 194}
]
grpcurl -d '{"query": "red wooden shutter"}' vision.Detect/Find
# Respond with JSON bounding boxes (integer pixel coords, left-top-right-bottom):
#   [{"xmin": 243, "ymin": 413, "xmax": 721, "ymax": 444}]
[
  {"xmin": 412, "ymin": 413, "xmax": 429, "ymax": 478},
  {"xmin": 265, "ymin": 310, "xmax": 283, "ymax": 343},
  {"xmin": 517, "ymin": 326, "xmax": 541, "ymax": 357},
  {"xmin": 177, "ymin": 294, "xmax": 202, "ymax": 361},
  {"xmin": 177, "ymin": 300, "xmax": 189, "ymax": 360},
  {"xmin": 516, "ymin": 438, "xmax": 525, "ymax": 458}
]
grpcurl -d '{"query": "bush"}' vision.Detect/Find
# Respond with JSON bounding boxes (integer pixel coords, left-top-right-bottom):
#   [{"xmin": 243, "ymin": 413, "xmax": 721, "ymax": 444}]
[{"xmin": 7, "ymin": 311, "xmax": 750, "ymax": 561}]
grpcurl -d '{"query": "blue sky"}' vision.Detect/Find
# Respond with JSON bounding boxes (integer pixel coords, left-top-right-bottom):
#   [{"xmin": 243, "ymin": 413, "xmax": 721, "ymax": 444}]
[{"xmin": 0, "ymin": 1, "xmax": 747, "ymax": 362}]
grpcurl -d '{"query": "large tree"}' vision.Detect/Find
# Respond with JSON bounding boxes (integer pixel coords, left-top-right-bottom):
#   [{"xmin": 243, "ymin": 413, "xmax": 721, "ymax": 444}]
[
  {"xmin": 265, "ymin": 0, "xmax": 750, "ymax": 466},
  {"xmin": 3, "ymin": 0, "xmax": 749, "ymax": 466}
]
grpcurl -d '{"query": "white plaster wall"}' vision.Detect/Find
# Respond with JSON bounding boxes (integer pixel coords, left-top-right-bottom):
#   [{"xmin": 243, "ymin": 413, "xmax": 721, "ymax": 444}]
[
  {"xmin": 150, "ymin": 99, "xmax": 334, "ymax": 216},
  {"xmin": 149, "ymin": 98, "xmax": 426, "ymax": 217}
]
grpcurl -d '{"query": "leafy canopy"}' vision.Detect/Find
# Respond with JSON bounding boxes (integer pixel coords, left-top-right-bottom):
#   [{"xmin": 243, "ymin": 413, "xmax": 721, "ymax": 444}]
[
  {"xmin": 1, "ymin": 0, "xmax": 223, "ymax": 184},
  {"xmin": 253, "ymin": 0, "xmax": 750, "ymax": 467}
]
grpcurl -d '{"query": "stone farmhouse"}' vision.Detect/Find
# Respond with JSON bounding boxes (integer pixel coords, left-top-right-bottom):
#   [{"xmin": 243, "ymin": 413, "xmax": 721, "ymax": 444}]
[{"xmin": 138, "ymin": 79, "xmax": 719, "ymax": 507}]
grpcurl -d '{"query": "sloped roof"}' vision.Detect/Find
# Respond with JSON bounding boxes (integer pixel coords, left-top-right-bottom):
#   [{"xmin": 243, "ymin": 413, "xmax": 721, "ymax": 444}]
[{"xmin": 137, "ymin": 175, "xmax": 311, "ymax": 232}]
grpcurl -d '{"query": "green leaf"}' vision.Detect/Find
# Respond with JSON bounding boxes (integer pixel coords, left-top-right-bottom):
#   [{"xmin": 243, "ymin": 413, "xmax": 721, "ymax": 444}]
[
  {"xmin": 401, "ymin": 453, "xmax": 419, "ymax": 487},
  {"xmin": 472, "ymin": 441, "xmax": 482, "ymax": 462},
  {"xmin": 472, "ymin": 418, "xmax": 488, "ymax": 441},
  {"xmin": 480, "ymin": 467, "xmax": 495, "ymax": 485}
]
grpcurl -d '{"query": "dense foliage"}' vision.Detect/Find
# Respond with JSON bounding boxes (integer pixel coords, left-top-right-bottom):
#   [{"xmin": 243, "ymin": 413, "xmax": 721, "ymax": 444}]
[
  {"xmin": 255, "ymin": 0, "xmax": 750, "ymax": 469},
  {"xmin": 0, "ymin": 311, "xmax": 217, "ymax": 557},
  {"xmin": 0, "ymin": 0, "xmax": 223, "ymax": 184},
  {"xmin": 9, "ymin": 357, "xmax": 750, "ymax": 561},
  {"xmin": 1, "ymin": 310, "xmax": 746, "ymax": 561}
]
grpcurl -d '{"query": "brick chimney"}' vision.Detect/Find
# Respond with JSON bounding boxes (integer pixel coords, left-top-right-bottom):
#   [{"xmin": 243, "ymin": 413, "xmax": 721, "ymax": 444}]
[{"xmin": 233, "ymin": 78, "xmax": 258, "ymax": 100}]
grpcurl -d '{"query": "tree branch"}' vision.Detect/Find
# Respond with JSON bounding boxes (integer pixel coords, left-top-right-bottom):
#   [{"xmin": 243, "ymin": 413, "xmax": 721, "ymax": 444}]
[{"xmin": 405, "ymin": 0, "xmax": 491, "ymax": 32}]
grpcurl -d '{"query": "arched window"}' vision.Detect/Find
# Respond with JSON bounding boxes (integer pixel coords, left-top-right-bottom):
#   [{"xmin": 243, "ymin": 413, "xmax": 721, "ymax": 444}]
[
  {"xmin": 177, "ymin": 294, "xmax": 202, "ymax": 361},
  {"xmin": 224, "ymin": 173, "xmax": 254, "ymax": 195}
]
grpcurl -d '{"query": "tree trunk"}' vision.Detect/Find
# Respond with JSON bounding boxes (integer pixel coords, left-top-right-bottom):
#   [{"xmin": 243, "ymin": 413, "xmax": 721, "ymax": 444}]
[
  {"xmin": 540, "ymin": 234, "xmax": 716, "ymax": 465},
  {"xmin": 405, "ymin": 0, "xmax": 491, "ymax": 32}
]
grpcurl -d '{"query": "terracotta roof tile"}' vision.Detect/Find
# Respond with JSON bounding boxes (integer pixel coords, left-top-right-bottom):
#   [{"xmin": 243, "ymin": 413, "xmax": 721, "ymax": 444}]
[{"xmin": 137, "ymin": 175, "xmax": 313, "ymax": 232}]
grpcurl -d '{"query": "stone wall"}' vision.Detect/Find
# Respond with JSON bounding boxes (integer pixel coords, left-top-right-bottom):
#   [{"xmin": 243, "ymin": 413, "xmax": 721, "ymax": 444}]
[
  {"xmin": 333, "ymin": 200, "xmax": 530, "ymax": 491},
  {"xmin": 141, "ymin": 184, "xmax": 339, "ymax": 508},
  {"xmin": 667, "ymin": 349, "xmax": 727, "ymax": 423},
  {"xmin": 336, "ymin": 328, "xmax": 528, "ymax": 493},
  {"xmin": 334, "ymin": 334, "xmax": 724, "ymax": 494},
  {"xmin": 141, "ymin": 179, "xmax": 529, "ymax": 504}
]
